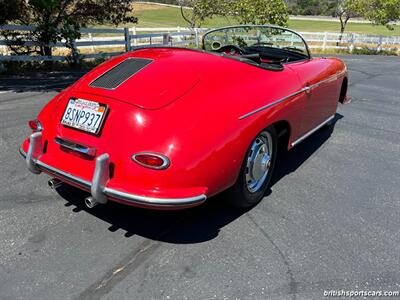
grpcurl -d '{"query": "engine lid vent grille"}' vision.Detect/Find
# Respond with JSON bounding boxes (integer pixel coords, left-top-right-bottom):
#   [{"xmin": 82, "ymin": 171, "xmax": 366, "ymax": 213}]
[{"xmin": 90, "ymin": 58, "xmax": 153, "ymax": 90}]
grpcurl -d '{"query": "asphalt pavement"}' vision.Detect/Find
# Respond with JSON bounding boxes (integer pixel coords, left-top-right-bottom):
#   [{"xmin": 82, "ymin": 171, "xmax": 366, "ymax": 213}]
[{"xmin": 0, "ymin": 55, "xmax": 399, "ymax": 299}]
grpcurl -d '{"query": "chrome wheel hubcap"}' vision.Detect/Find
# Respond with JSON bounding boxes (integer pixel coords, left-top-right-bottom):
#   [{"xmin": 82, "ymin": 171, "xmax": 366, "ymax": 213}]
[{"xmin": 245, "ymin": 132, "xmax": 273, "ymax": 193}]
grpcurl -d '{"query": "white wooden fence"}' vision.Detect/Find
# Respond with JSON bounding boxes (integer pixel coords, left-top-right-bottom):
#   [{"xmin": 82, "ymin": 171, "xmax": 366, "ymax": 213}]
[
  {"xmin": 301, "ymin": 31, "xmax": 400, "ymax": 51},
  {"xmin": 0, "ymin": 25, "xmax": 201, "ymax": 61},
  {"xmin": 0, "ymin": 24, "xmax": 399, "ymax": 61}
]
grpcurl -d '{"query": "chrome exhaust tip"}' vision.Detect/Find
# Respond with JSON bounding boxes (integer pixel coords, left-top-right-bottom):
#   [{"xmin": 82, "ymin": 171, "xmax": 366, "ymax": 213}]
[
  {"xmin": 84, "ymin": 196, "xmax": 98, "ymax": 209},
  {"xmin": 48, "ymin": 178, "xmax": 63, "ymax": 190}
]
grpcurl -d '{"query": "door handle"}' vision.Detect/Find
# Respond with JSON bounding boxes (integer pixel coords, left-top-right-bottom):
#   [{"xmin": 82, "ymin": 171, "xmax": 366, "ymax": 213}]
[{"xmin": 304, "ymin": 82, "xmax": 312, "ymax": 95}]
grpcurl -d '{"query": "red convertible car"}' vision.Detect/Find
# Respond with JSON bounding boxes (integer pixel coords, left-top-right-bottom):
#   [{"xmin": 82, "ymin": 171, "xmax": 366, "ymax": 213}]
[{"xmin": 20, "ymin": 25, "xmax": 348, "ymax": 210}]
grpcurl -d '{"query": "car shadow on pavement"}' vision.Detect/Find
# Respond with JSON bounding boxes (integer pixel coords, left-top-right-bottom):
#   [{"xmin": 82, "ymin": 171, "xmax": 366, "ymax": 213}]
[
  {"xmin": 57, "ymin": 184, "xmax": 248, "ymax": 244},
  {"xmin": 55, "ymin": 113, "xmax": 343, "ymax": 244},
  {"xmin": 270, "ymin": 113, "xmax": 343, "ymax": 189},
  {"xmin": 0, "ymin": 71, "xmax": 87, "ymax": 93}
]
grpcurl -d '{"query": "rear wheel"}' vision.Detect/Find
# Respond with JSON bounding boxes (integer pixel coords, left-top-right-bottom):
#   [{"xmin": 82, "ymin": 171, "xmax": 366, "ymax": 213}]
[{"xmin": 228, "ymin": 126, "xmax": 278, "ymax": 208}]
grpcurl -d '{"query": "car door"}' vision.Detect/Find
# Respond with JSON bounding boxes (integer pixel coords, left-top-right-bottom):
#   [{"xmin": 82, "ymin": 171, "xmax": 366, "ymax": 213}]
[{"xmin": 287, "ymin": 58, "xmax": 340, "ymax": 134}]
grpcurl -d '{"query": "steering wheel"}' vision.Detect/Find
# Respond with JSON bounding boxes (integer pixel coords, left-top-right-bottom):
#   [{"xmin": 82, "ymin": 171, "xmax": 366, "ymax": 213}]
[{"xmin": 217, "ymin": 45, "xmax": 245, "ymax": 56}]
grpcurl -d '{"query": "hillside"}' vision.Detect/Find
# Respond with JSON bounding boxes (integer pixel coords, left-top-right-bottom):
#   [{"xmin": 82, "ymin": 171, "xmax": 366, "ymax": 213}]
[{"xmin": 131, "ymin": 2, "xmax": 400, "ymax": 36}]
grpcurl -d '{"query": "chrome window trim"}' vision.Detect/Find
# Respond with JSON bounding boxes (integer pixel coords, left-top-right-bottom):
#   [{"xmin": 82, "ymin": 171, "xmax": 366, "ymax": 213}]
[
  {"xmin": 291, "ymin": 115, "xmax": 335, "ymax": 147},
  {"xmin": 202, "ymin": 24, "xmax": 312, "ymax": 59}
]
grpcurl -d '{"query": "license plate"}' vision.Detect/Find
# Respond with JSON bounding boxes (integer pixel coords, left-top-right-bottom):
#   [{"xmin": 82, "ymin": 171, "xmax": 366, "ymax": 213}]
[{"xmin": 61, "ymin": 98, "xmax": 107, "ymax": 134}]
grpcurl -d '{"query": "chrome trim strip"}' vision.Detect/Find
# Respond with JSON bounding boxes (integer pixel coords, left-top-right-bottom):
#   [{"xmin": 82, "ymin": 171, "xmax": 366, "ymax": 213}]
[
  {"xmin": 20, "ymin": 147, "xmax": 92, "ymax": 188},
  {"xmin": 104, "ymin": 188, "xmax": 207, "ymax": 207},
  {"xmin": 19, "ymin": 148, "xmax": 206, "ymax": 207},
  {"xmin": 291, "ymin": 115, "xmax": 335, "ymax": 147},
  {"xmin": 307, "ymin": 71, "xmax": 346, "ymax": 91},
  {"xmin": 239, "ymin": 88, "xmax": 308, "ymax": 120},
  {"xmin": 39, "ymin": 160, "xmax": 92, "ymax": 188},
  {"xmin": 239, "ymin": 71, "xmax": 346, "ymax": 120}
]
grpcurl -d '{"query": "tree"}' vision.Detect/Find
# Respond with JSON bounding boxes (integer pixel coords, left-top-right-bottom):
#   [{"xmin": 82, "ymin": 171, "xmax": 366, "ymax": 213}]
[
  {"xmin": 355, "ymin": 0, "xmax": 400, "ymax": 29},
  {"xmin": 229, "ymin": 0, "xmax": 289, "ymax": 26},
  {"xmin": 0, "ymin": 0, "xmax": 137, "ymax": 58},
  {"xmin": 334, "ymin": 0, "xmax": 400, "ymax": 42},
  {"xmin": 0, "ymin": 0, "xmax": 26, "ymax": 25},
  {"xmin": 290, "ymin": 0, "xmax": 337, "ymax": 16},
  {"xmin": 178, "ymin": 0, "xmax": 226, "ymax": 28},
  {"xmin": 335, "ymin": 0, "xmax": 359, "ymax": 42},
  {"xmin": 178, "ymin": 0, "xmax": 289, "ymax": 28}
]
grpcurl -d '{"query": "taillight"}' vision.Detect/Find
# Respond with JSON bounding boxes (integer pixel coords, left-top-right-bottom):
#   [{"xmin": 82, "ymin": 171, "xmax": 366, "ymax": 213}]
[
  {"xmin": 132, "ymin": 152, "xmax": 170, "ymax": 170},
  {"xmin": 28, "ymin": 119, "xmax": 42, "ymax": 132}
]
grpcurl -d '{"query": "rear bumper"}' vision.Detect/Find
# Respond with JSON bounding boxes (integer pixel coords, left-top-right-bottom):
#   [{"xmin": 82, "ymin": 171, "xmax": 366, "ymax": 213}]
[{"xmin": 20, "ymin": 134, "xmax": 207, "ymax": 209}]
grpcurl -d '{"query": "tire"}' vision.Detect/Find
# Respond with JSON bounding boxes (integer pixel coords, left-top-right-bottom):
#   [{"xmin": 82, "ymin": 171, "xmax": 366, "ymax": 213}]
[{"xmin": 228, "ymin": 126, "xmax": 278, "ymax": 209}]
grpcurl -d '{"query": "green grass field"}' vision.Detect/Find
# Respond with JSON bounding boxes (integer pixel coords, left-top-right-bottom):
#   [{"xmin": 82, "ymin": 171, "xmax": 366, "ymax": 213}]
[
  {"xmin": 131, "ymin": 4, "xmax": 400, "ymax": 36},
  {"xmin": 288, "ymin": 20, "xmax": 400, "ymax": 36}
]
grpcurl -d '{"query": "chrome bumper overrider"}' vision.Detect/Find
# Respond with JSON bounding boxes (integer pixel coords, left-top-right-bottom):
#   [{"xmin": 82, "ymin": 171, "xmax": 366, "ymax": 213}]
[{"xmin": 20, "ymin": 133, "xmax": 207, "ymax": 208}]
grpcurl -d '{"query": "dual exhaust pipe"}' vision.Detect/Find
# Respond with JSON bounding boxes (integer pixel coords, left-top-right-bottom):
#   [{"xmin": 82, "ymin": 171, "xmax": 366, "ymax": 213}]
[
  {"xmin": 84, "ymin": 196, "xmax": 98, "ymax": 208},
  {"xmin": 48, "ymin": 178, "xmax": 63, "ymax": 190},
  {"xmin": 48, "ymin": 178, "xmax": 103, "ymax": 209}
]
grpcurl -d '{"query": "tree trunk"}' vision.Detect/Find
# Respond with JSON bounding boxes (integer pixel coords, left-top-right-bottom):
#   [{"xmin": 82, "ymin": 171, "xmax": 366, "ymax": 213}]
[
  {"xmin": 43, "ymin": 45, "xmax": 52, "ymax": 56},
  {"xmin": 337, "ymin": 15, "xmax": 349, "ymax": 46},
  {"xmin": 39, "ymin": 35, "xmax": 53, "ymax": 67},
  {"xmin": 180, "ymin": 5, "xmax": 195, "ymax": 28}
]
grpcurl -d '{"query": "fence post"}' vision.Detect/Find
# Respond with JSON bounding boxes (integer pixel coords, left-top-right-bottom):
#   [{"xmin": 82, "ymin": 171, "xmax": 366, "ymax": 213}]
[
  {"xmin": 162, "ymin": 33, "xmax": 170, "ymax": 46},
  {"xmin": 71, "ymin": 38, "xmax": 80, "ymax": 65},
  {"xmin": 322, "ymin": 32, "xmax": 327, "ymax": 51},
  {"xmin": 177, "ymin": 26, "xmax": 182, "ymax": 42},
  {"xmin": 124, "ymin": 28, "xmax": 131, "ymax": 52},
  {"xmin": 88, "ymin": 33, "xmax": 95, "ymax": 53},
  {"xmin": 349, "ymin": 33, "xmax": 355, "ymax": 53},
  {"xmin": 131, "ymin": 26, "xmax": 137, "ymax": 47},
  {"xmin": 194, "ymin": 28, "xmax": 199, "ymax": 48},
  {"xmin": 377, "ymin": 35, "xmax": 383, "ymax": 52}
]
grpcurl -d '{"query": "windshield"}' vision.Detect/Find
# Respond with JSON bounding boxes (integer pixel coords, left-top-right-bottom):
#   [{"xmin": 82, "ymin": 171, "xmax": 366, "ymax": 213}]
[{"xmin": 203, "ymin": 25, "xmax": 309, "ymax": 59}]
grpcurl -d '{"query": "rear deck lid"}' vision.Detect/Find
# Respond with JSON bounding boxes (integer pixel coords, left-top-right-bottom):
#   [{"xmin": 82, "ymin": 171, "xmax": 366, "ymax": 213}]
[{"xmin": 73, "ymin": 55, "xmax": 200, "ymax": 110}]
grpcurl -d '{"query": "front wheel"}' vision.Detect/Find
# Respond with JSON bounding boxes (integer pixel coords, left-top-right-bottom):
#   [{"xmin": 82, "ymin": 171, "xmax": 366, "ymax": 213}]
[{"xmin": 228, "ymin": 126, "xmax": 278, "ymax": 208}]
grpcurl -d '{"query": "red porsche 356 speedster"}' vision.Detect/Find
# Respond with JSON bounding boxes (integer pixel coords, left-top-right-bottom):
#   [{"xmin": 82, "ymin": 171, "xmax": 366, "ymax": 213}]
[{"xmin": 20, "ymin": 25, "xmax": 348, "ymax": 210}]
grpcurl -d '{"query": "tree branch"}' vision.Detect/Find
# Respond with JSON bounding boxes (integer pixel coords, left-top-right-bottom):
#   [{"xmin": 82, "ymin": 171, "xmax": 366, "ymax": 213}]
[{"xmin": 180, "ymin": 5, "xmax": 194, "ymax": 27}]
